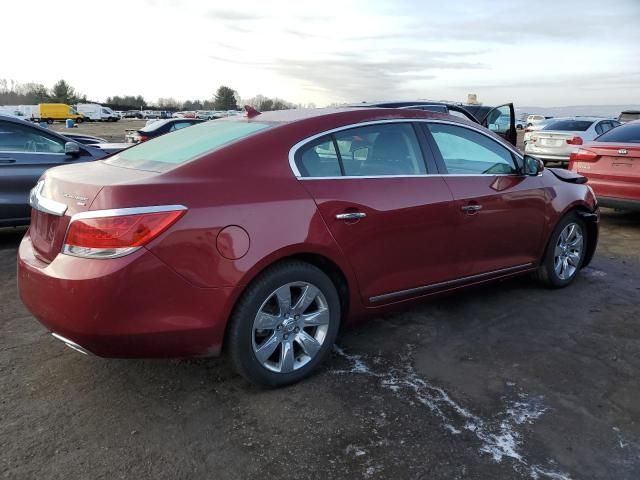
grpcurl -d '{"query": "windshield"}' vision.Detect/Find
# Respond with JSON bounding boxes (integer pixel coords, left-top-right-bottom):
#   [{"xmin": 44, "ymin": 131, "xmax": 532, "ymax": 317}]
[
  {"xmin": 543, "ymin": 120, "xmax": 593, "ymax": 131},
  {"xmin": 595, "ymin": 123, "xmax": 640, "ymax": 143},
  {"xmin": 106, "ymin": 120, "xmax": 272, "ymax": 171}
]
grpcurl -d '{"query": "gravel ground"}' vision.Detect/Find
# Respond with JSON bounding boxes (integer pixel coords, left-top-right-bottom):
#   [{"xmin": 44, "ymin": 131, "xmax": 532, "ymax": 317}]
[{"xmin": 1, "ymin": 209, "xmax": 639, "ymax": 480}]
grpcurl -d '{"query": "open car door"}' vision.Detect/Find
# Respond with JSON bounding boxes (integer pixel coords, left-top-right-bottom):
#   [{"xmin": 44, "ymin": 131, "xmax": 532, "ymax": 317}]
[{"xmin": 481, "ymin": 103, "xmax": 517, "ymax": 147}]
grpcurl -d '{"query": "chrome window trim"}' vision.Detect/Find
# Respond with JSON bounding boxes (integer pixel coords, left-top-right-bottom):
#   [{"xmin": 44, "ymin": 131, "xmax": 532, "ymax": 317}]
[
  {"xmin": 61, "ymin": 204, "xmax": 187, "ymax": 259},
  {"xmin": 29, "ymin": 179, "xmax": 68, "ymax": 216},
  {"xmin": 288, "ymin": 118, "xmax": 523, "ymax": 179}
]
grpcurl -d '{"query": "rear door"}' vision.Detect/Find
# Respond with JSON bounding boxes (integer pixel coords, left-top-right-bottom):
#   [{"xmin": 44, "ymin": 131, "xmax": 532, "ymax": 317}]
[
  {"xmin": 294, "ymin": 121, "xmax": 458, "ymax": 304},
  {"xmin": 422, "ymin": 121, "xmax": 547, "ymax": 277},
  {"xmin": 0, "ymin": 121, "xmax": 85, "ymax": 223}
]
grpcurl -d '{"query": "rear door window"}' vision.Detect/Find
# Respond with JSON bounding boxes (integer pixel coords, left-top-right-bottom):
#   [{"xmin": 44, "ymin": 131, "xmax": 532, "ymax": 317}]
[
  {"xmin": 296, "ymin": 136, "xmax": 342, "ymax": 177},
  {"xmin": 425, "ymin": 123, "xmax": 518, "ymax": 175}
]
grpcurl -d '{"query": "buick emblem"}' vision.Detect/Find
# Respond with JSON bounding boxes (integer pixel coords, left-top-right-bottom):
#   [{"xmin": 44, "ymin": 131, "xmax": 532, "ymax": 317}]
[{"xmin": 618, "ymin": 149, "xmax": 628, "ymax": 155}]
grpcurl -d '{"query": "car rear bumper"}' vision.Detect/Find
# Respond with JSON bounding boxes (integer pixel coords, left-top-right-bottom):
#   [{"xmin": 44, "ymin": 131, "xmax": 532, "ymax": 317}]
[
  {"xmin": 18, "ymin": 231, "xmax": 234, "ymax": 358},
  {"xmin": 597, "ymin": 196, "xmax": 640, "ymax": 211}
]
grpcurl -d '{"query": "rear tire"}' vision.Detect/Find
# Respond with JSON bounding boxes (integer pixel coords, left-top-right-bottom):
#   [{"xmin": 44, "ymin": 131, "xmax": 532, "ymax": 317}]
[
  {"xmin": 536, "ymin": 212, "xmax": 587, "ymax": 288},
  {"xmin": 46, "ymin": 119, "xmax": 53, "ymax": 124},
  {"xmin": 227, "ymin": 261, "xmax": 341, "ymax": 387}
]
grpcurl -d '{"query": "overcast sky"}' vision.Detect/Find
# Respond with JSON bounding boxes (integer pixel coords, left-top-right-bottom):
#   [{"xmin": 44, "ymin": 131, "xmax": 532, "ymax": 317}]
[{"xmin": 3, "ymin": 0, "xmax": 639, "ymax": 106}]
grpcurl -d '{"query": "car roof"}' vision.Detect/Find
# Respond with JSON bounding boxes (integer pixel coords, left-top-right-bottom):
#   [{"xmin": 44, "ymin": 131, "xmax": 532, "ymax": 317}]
[{"xmin": 546, "ymin": 116, "xmax": 610, "ymax": 122}]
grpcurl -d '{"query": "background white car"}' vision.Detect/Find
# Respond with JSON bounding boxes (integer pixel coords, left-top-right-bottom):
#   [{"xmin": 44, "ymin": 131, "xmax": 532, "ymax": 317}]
[{"xmin": 524, "ymin": 117, "xmax": 620, "ymax": 164}]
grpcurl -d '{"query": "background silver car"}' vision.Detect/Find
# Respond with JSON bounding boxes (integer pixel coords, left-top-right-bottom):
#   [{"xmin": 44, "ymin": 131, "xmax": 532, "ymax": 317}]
[{"xmin": 524, "ymin": 117, "xmax": 620, "ymax": 164}]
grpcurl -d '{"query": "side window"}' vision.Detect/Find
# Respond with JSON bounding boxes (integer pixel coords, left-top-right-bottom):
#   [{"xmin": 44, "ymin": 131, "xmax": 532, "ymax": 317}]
[
  {"xmin": 426, "ymin": 123, "xmax": 518, "ymax": 175},
  {"xmin": 295, "ymin": 135, "xmax": 341, "ymax": 178},
  {"xmin": 0, "ymin": 122, "xmax": 64, "ymax": 154},
  {"xmin": 486, "ymin": 105, "xmax": 511, "ymax": 135},
  {"xmin": 595, "ymin": 122, "xmax": 605, "ymax": 135},
  {"xmin": 333, "ymin": 123, "xmax": 426, "ymax": 176}
]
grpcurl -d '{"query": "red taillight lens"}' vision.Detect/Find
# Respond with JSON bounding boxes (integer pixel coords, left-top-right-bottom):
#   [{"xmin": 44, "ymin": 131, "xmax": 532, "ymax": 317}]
[
  {"xmin": 64, "ymin": 209, "xmax": 185, "ymax": 256},
  {"xmin": 566, "ymin": 136, "xmax": 583, "ymax": 145},
  {"xmin": 137, "ymin": 134, "xmax": 150, "ymax": 142},
  {"xmin": 569, "ymin": 149, "xmax": 599, "ymax": 163}
]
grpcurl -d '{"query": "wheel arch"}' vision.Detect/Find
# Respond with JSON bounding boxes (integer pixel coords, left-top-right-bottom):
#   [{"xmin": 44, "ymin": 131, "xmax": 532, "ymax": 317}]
[
  {"xmin": 221, "ymin": 247, "xmax": 359, "ymax": 352},
  {"xmin": 543, "ymin": 203, "xmax": 598, "ymax": 268}
]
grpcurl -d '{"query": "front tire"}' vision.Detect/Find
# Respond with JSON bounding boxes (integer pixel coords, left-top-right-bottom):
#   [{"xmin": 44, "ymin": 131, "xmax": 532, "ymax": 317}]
[
  {"xmin": 227, "ymin": 261, "xmax": 341, "ymax": 387},
  {"xmin": 537, "ymin": 212, "xmax": 587, "ymax": 288}
]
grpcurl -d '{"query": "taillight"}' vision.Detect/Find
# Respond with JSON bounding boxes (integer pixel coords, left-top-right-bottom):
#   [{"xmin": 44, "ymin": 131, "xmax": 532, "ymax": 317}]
[
  {"xmin": 569, "ymin": 149, "xmax": 599, "ymax": 163},
  {"xmin": 62, "ymin": 206, "xmax": 186, "ymax": 258},
  {"xmin": 137, "ymin": 134, "xmax": 150, "ymax": 143},
  {"xmin": 566, "ymin": 136, "xmax": 583, "ymax": 145}
]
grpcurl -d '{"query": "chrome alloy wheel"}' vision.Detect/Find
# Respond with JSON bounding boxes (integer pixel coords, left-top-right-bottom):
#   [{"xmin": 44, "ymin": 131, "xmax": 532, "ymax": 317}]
[
  {"xmin": 252, "ymin": 282, "xmax": 330, "ymax": 373},
  {"xmin": 554, "ymin": 222, "xmax": 584, "ymax": 280}
]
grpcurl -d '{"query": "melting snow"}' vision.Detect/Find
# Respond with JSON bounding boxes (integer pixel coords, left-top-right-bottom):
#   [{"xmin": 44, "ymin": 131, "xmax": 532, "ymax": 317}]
[{"xmin": 333, "ymin": 345, "xmax": 572, "ymax": 480}]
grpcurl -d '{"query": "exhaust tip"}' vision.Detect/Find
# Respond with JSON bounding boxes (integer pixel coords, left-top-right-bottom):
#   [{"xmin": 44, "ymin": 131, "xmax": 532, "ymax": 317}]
[{"xmin": 51, "ymin": 333, "xmax": 92, "ymax": 355}]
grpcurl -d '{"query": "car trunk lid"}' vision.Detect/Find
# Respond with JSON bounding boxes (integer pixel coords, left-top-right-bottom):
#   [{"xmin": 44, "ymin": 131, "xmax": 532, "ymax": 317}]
[{"xmin": 29, "ymin": 161, "xmax": 159, "ymax": 263}]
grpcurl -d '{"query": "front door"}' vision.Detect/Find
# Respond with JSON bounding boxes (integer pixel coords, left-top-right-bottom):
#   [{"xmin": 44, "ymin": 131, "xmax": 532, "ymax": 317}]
[
  {"xmin": 0, "ymin": 120, "xmax": 74, "ymax": 223},
  {"xmin": 293, "ymin": 122, "xmax": 458, "ymax": 304},
  {"xmin": 422, "ymin": 121, "xmax": 547, "ymax": 277}
]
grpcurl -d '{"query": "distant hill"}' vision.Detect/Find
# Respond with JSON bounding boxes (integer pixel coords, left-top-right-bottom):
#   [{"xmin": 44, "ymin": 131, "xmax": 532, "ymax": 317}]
[{"xmin": 515, "ymin": 105, "xmax": 640, "ymax": 119}]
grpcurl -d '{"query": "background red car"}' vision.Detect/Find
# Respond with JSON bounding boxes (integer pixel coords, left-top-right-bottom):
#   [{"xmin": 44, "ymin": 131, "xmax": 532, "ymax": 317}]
[
  {"xmin": 569, "ymin": 120, "xmax": 640, "ymax": 211},
  {"xmin": 18, "ymin": 108, "xmax": 599, "ymax": 386}
]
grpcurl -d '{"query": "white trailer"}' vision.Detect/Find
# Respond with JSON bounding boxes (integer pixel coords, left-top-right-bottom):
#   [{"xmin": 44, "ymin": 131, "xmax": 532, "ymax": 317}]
[{"xmin": 76, "ymin": 104, "xmax": 120, "ymax": 122}]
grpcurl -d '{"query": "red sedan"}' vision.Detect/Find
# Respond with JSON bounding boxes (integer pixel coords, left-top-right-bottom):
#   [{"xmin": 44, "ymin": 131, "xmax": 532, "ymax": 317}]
[
  {"xmin": 569, "ymin": 120, "xmax": 640, "ymax": 211},
  {"xmin": 18, "ymin": 108, "xmax": 599, "ymax": 386}
]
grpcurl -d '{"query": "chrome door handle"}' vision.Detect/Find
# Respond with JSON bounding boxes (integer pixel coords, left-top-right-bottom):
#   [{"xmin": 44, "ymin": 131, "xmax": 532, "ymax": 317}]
[
  {"xmin": 461, "ymin": 204, "xmax": 482, "ymax": 213},
  {"xmin": 336, "ymin": 212, "xmax": 367, "ymax": 220}
]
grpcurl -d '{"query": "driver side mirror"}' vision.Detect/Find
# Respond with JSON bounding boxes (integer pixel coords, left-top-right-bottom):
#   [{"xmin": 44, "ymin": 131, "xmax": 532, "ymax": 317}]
[
  {"xmin": 524, "ymin": 155, "xmax": 544, "ymax": 176},
  {"xmin": 64, "ymin": 141, "xmax": 81, "ymax": 159}
]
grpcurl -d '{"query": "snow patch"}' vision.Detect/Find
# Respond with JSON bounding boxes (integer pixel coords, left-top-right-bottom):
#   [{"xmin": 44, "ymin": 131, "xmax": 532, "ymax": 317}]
[{"xmin": 333, "ymin": 345, "xmax": 572, "ymax": 480}]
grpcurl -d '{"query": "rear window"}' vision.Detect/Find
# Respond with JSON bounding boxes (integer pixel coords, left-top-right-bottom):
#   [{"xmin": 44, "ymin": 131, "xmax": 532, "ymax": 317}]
[
  {"xmin": 543, "ymin": 120, "xmax": 593, "ymax": 131},
  {"xmin": 618, "ymin": 112, "xmax": 640, "ymax": 123},
  {"xmin": 595, "ymin": 123, "xmax": 640, "ymax": 143},
  {"xmin": 106, "ymin": 120, "xmax": 272, "ymax": 171}
]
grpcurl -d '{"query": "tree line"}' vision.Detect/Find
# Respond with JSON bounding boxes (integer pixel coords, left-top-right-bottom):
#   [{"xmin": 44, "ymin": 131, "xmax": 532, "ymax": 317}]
[{"xmin": 1, "ymin": 79, "xmax": 307, "ymax": 112}]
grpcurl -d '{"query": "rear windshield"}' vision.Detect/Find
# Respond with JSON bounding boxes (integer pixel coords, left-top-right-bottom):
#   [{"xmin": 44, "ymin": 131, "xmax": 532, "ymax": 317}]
[
  {"xmin": 106, "ymin": 120, "xmax": 272, "ymax": 171},
  {"xmin": 543, "ymin": 120, "xmax": 593, "ymax": 131},
  {"xmin": 595, "ymin": 123, "xmax": 640, "ymax": 143},
  {"xmin": 618, "ymin": 112, "xmax": 640, "ymax": 123}
]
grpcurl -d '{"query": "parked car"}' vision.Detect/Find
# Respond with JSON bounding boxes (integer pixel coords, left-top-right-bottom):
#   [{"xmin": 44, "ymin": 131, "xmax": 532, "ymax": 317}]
[
  {"xmin": 358, "ymin": 101, "xmax": 518, "ymax": 146},
  {"xmin": 569, "ymin": 120, "xmax": 640, "ymax": 210},
  {"xmin": 0, "ymin": 115, "xmax": 116, "ymax": 226},
  {"xmin": 18, "ymin": 107, "xmax": 599, "ymax": 386},
  {"xmin": 524, "ymin": 117, "xmax": 621, "ymax": 165},
  {"xmin": 123, "ymin": 110, "xmax": 143, "ymax": 119},
  {"xmin": 618, "ymin": 110, "xmax": 640, "ymax": 124},
  {"xmin": 125, "ymin": 118, "xmax": 203, "ymax": 144},
  {"xmin": 524, "ymin": 119, "xmax": 553, "ymax": 146},
  {"xmin": 76, "ymin": 104, "xmax": 120, "ymax": 122},
  {"xmin": 526, "ymin": 114, "xmax": 553, "ymax": 126},
  {"xmin": 34, "ymin": 103, "xmax": 86, "ymax": 124},
  {"xmin": 515, "ymin": 118, "xmax": 526, "ymax": 130},
  {"xmin": 196, "ymin": 110, "xmax": 221, "ymax": 120},
  {"xmin": 60, "ymin": 133, "xmax": 108, "ymax": 144}
]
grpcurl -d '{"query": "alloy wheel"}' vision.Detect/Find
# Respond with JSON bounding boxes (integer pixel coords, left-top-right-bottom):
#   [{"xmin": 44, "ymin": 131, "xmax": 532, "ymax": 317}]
[
  {"xmin": 553, "ymin": 222, "xmax": 584, "ymax": 280},
  {"xmin": 252, "ymin": 282, "xmax": 330, "ymax": 373}
]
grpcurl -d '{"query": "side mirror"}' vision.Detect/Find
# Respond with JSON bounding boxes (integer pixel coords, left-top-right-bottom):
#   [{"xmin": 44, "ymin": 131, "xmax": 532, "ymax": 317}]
[
  {"xmin": 524, "ymin": 155, "xmax": 544, "ymax": 175},
  {"xmin": 64, "ymin": 141, "xmax": 81, "ymax": 158}
]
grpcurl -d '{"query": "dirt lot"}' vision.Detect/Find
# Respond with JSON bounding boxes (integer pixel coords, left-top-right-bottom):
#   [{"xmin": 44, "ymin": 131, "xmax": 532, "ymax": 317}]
[
  {"xmin": 51, "ymin": 119, "xmax": 147, "ymax": 142},
  {"xmin": 1, "ymin": 209, "xmax": 639, "ymax": 480}
]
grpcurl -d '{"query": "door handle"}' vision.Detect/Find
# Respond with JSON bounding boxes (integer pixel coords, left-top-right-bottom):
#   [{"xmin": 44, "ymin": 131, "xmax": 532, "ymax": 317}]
[
  {"xmin": 461, "ymin": 204, "xmax": 482, "ymax": 213},
  {"xmin": 336, "ymin": 212, "xmax": 367, "ymax": 220}
]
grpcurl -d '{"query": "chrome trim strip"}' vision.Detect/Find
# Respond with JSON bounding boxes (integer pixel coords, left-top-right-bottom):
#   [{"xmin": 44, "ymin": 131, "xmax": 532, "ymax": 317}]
[
  {"xmin": 288, "ymin": 118, "xmax": 524, "ymax": 179},
  {"xmin": 51, "ymin": 333, "xmax": 92, "ymax": 355},
  {"xmin": 61, "ymin": 245, "xmax": 141, "ymax": 259},
  {"xmin": 369, "ymin": 263, "xmax": 534, "ymax": 303},
  {"xmin": 70, "ymin": 204, "xmax": 187, "ymax": 221},
  {"xmin": 29, "ymin": 180, "xmax": 68, "ymax": 216}
]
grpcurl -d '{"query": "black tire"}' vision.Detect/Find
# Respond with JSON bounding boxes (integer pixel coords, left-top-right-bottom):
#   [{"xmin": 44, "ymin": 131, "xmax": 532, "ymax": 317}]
[
  {"xmin": 76, "ymin": 117, "xmax": 84, "ymax": 124},
  {"xmin": 46, "ymin": 119, "xmax": 53, "ymax": 125},
  {"xmin": 227, "ymin": 261, "xmax": 341, "ymax": 387},
  {"xmin": 536, "ymin": 212, "xmax": 587, "ymax": 288}
]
